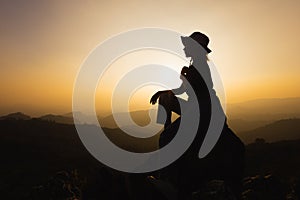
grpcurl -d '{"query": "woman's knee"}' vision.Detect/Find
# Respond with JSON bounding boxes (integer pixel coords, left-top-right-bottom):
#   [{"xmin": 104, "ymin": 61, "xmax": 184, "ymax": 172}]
[{"xmin": 158, "ymin": 92, "xmax": 174, "ymax": 106}]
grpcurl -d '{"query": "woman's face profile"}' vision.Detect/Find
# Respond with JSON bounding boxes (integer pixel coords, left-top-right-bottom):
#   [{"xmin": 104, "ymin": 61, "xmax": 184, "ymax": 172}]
[
  {"xmin": 183, "ymin": 45, "xmax": 192, "ymax": 58},
  {"xmin": 182, "ymin": 38, "xmax": 201, "ymax": 58},
  {"xmin": 183, "ymin": 42, "xmax": 208, "ymax": 59}
]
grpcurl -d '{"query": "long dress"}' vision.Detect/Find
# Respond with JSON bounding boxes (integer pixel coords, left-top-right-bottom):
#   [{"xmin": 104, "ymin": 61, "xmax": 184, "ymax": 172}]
[{"xmin": 158, "ymin": 64, "xmax": 245, "ymax": 198}]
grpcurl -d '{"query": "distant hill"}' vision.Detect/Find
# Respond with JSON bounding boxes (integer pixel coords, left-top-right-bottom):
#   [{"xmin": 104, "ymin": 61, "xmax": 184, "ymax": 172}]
[
  {"xmin": 225, "ymin": 97, "xmax": 300, "ymax": 132},
  {"xmin": 240, "ymin": 118, "xmax": 300, "ymax": 144},
  {"xmin": 227, "ymin": 118, "xmax": 269, "ymax": 132},
  {"xmin": 0, "ymin": 112, "xmax": 31, "ymax": 120},
  {"xmin": 1, "ymin": 97, "xmax": 299, "ymax": 132},
  {"xmin": 99, "ymin": 110, "xmax": 152, "ymax": 128},
  {"xmin": 39, "ymin": 114, "xmax": 74, "ymax": 124},
  {"xmin": 227, "ymin": 97, "xmax": 300, "ymax": 121},
  {"xmin": 0, "ymin": 112, "xmax": 95, "ymax": 125},
  {"xmin": 64, "ymin": 112, "xmax": 100, "ymax": 125}
]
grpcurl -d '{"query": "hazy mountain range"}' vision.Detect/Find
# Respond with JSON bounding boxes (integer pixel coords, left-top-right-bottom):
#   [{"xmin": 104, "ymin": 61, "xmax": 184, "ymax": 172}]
[
  {"xmin": 102, "ymin": 97, "xmax": 300, "ymax": 132},
  {"xmin": 240, "ymin": 118, "xmax": 300, "ymax": 144},
  {"xmin": 226, "ymin": 97, "xmax": 300, "ymax": 120},
  {"xmin": 1, "ymin": 97, "xmax": 299, "ymax": 144},
  {"xmin": 0, "ymin": 112, "xmax": 74, "ymax": 124}
]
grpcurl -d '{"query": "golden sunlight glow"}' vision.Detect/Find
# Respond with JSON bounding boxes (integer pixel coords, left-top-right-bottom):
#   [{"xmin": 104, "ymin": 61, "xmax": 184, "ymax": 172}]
[{"xmin": 0, "ymin": 1, "xmax": 299, "ymax": 116}]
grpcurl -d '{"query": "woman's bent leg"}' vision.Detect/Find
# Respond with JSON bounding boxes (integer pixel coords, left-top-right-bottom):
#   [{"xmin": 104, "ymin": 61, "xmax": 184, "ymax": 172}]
[{"xmin": 158, "ymin": 92, "xmax": 181, "ymax": 129}]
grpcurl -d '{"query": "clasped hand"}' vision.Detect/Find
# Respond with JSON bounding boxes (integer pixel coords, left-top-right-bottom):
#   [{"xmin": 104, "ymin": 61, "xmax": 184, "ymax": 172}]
[{"xmin": 150, "ymin": 90, "xmax": 172, "ymax": 105}]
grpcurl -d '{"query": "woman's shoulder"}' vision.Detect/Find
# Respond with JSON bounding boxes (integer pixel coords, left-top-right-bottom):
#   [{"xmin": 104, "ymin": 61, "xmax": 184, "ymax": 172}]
[{"xmin": 185, "ymin": 65, "xmax": 199, "ymax": 77}]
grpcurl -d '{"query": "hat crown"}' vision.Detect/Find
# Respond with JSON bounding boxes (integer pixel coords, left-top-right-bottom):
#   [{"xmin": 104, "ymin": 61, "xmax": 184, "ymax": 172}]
[
  {"xmin": 189, "ymin": 32, "xmax": 210, "ymax": 46},
  {"xmin": 183, "ymin": 32, "xmax": 211, "ymax": 53}
]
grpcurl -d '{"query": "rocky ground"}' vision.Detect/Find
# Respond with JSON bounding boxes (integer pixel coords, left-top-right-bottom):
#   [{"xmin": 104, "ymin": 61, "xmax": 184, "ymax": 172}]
[{"xmin": 28, "ymin": 169, "xmax": 300, "ymax": 200}]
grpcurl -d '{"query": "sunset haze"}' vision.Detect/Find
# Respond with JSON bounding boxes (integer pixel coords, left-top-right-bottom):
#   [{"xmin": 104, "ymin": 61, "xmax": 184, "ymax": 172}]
[{"xmin": 1, "ymin": 0, "xmax": 299, "ymax": 116}]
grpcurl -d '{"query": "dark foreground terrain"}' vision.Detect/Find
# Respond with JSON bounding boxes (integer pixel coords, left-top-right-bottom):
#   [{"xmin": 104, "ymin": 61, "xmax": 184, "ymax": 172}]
[{"xmin": 0, "ymin": 119, "xmax": 299, "ymax": 199}]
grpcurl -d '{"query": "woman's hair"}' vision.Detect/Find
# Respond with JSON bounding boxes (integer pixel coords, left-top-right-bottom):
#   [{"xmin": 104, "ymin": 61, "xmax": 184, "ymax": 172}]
[{"xmin": 192, "ymin": 51, "xmax": 209, "ymax": 62}]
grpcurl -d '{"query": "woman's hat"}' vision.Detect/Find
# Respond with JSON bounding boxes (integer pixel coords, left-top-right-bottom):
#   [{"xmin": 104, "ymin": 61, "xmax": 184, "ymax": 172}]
[{"xmin": 181, "ymin": 32, "xmax": 212, "ymax": 53}]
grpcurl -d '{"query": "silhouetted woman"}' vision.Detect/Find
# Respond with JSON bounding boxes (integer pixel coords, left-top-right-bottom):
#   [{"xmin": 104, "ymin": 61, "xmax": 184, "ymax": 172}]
[{"xmin": 150, "ymin": 32, "xmax": 245, "ymax": 199}]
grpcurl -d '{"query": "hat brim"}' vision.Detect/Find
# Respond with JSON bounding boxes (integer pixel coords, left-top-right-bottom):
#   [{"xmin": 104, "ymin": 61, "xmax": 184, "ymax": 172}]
[{"xmin": 181, "ymin": 36, "xmax": 212, "ymax": 53}]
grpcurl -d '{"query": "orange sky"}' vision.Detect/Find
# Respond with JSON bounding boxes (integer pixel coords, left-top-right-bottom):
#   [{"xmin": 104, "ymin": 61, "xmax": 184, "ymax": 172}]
[{"xmin": 0, "ymin": 0, "xmax": 299, "ymax": 116}]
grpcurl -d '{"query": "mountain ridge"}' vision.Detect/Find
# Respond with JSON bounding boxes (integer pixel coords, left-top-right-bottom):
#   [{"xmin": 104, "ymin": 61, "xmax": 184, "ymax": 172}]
[{"xmin": 239, "ymin": 118, "xmax": 300, "ymax": 144}]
